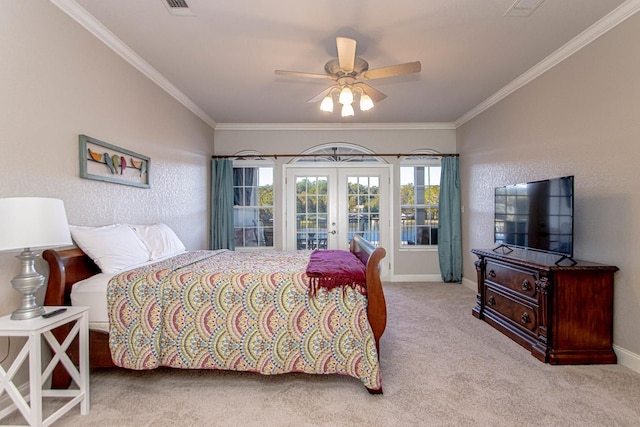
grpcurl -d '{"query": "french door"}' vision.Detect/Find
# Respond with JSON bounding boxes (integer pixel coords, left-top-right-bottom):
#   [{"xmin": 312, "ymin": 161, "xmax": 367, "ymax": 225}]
[{"xmin": 285, "ymin": 165, "xmax": 390, "ymax": 275}]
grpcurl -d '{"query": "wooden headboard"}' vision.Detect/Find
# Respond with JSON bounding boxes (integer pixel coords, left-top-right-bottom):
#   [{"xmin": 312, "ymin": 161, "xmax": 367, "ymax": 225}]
[{"xmin": 43, "ymin": 247, "xmax": 100, "ymax": 307}]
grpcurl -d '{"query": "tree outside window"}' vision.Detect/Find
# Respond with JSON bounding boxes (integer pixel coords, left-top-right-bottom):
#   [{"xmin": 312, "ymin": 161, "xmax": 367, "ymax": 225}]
[{"xmin": 400, "ymin": 163, "xmax": 441, "ymax": 246}]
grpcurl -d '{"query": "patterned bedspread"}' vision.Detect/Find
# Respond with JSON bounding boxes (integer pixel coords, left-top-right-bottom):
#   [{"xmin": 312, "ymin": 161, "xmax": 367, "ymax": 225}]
[{"xmin": 107, "ymin": 250, "xmax": 381, "ymax": 390}]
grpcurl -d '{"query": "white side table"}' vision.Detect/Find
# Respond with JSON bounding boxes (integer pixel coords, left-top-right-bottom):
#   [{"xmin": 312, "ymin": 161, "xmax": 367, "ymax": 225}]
[{"xmin": 0, "ymin": 306, "xmax": 89, "ymax": 426}]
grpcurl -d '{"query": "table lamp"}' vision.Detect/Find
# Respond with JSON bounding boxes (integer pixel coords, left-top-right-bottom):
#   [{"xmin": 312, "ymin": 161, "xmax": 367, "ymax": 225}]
[{"xmin": 0, "ymin": 197, "xmax": 72, "ymax": 320}]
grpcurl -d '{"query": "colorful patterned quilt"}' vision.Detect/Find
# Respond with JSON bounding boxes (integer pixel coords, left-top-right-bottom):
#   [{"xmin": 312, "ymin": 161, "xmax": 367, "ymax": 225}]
[{"xmin": 107, "ymin": 250, "xmax": 382, "ymax": 390}]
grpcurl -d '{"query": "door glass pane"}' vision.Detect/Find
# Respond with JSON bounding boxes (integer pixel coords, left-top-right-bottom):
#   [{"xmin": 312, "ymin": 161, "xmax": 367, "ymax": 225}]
[
  {"xmin": 295, "ymin": 176, "xmax": 329, "ymax": 250},
  {"xmin": 347, "ymin": 176, "xmax": 380, "ymax": 246}
]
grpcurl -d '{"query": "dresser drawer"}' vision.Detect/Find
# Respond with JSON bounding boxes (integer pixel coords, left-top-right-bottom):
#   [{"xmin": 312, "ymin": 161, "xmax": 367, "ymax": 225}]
[
  {"xmin": 484, "ymin": 286, "xmax": 537, "ymax": 334},
  {"xmin": 485, "ymin": 260, "xmax": 538, "ymax": 300}
]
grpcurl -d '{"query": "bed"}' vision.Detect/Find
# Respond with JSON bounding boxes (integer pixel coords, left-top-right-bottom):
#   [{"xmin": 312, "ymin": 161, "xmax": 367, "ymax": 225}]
[{"xmin": 43, "ymin": 225, "xmax": 387, "ymax": 393}]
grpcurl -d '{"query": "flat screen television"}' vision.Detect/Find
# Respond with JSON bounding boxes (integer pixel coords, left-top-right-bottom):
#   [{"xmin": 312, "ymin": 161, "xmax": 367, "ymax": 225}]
[{"xmin": 494, "ymin": 176, "xmax": 574, "ymax": 257}]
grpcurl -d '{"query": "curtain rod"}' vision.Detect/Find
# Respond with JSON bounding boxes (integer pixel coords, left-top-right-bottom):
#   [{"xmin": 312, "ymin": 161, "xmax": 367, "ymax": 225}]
[{"xmin": 211, "ymin": 153, "xmax": 459, "ymax": 159}]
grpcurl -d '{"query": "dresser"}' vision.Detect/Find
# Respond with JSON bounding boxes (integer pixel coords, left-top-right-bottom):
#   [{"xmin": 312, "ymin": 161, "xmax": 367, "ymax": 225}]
[{"xmin": 471, "ymin": 248, "xmax": 617, "ymax": 364}]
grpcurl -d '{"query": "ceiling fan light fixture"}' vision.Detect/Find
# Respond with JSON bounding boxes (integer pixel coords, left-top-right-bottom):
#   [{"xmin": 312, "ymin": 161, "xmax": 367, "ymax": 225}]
[
  {"xmin": 341, "ymin": 103, "xmax": 355, "ymax": 117},
  {"xmin": 338, "ymin": 86, "xmax": 353, "ymax": 105},
  {"xmin": 276, "ymin": 37, "xmax": 421, "ymax": 119},
  {"xmin": 360, "ymin": 94, "xmax": 374, "ymax": 111},
  {"xmin": 320, "ymin": 95, "xmax": 334, "ymax": 112}
]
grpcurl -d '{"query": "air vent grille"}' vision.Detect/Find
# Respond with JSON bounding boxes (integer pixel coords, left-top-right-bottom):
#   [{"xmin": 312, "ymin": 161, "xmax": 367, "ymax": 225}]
[
  {"xmin": 166, "ymin": 0, "xmax": 188, "ymax": 8},
  {"xmin": 163, "ymin": 0, "xmax": 193, "ymax": 16},
  {"xmin": 505, "ymin": 0, "xmax": 544, "ymax": 17}
]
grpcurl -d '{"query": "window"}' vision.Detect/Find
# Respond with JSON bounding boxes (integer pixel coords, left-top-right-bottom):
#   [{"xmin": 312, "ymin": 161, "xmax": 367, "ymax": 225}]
[
  {"xmin": 233, "ymin": 160, "xmax": 273, "ymax": 248},
  {"xmin": 400, "ymin": 157, "xmax": 441, "ymax": 246}
]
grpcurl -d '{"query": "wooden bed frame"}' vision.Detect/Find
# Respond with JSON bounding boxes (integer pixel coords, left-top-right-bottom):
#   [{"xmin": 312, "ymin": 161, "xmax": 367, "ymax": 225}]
[{"xmin": 43, "ymin": 235, "xmax": 387, "ymax": 390}]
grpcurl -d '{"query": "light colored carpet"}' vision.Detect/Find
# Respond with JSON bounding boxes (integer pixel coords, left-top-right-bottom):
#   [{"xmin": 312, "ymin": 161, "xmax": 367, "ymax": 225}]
[{"xmin": 6, "ymin": 282, "xmax": 640, "ymax": 426}]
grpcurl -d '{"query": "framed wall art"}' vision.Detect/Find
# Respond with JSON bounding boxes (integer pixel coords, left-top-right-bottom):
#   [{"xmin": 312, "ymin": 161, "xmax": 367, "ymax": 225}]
[{"xmin": 79, "ymin": 134, "xmax": 150, "ymax": 188}]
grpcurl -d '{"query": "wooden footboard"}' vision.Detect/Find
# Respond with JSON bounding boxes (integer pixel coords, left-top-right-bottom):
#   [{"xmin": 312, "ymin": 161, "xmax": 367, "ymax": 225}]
[
  {"xmin": 43, "ymin": 237, "xmax": 387, "ymax": 389},
  {"xmin": 350, "ymin": 235, "xmax": 387, "ymax": 352}
]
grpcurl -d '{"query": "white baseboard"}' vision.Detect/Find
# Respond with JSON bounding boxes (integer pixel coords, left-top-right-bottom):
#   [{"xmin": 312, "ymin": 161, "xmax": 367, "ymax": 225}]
[
  {"xmin": 614, "ymin": 345, "xmax": 640, "ymax": 374},
  {"xmin": 390, "ymin": 274, "xmax": 444, "ymax": 282},
  {"xmin": 390, "ymin": 275, "xmax": 478, "ymax": 288},
  {"xmin": 461, "ymin": 277, "xmax": 476, "ymax": 291}
]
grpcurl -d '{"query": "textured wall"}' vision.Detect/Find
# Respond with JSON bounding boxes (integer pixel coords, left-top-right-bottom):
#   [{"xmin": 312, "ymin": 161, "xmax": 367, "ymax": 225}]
[
  {"xmin": 0, "ymin": 2, "xmax": 214, "ymax": 321},
  {"xmin": 458, "ymin": 13, "xmax": 640, "ymax": 357}
]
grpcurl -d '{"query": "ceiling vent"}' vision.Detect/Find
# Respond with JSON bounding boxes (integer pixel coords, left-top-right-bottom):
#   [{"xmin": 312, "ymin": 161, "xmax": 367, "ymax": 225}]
[
  {"xmin": 162, "ymin": 0, "xmax": 194, "ymax": 16},
  {"xmin": 505, "ymin": 0, "xmax": 544, "ymax": 17}
]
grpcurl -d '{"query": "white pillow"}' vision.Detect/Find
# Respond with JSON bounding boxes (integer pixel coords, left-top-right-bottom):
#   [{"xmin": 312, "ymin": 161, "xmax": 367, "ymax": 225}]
[
  {"xmin": 69, "ymin": 224, "xmax": 150, "ymax": 273},
  {"xmin": 128, "ymin": 223, "xmax": 186, "ymax": 260}
]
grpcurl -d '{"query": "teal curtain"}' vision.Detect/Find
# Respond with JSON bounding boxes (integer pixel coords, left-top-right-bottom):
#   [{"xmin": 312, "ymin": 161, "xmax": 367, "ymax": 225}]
[
  {"xmin": 210, "ymin": 159, "xmax": 235, "ymax": 250},
  {"xmin": 438, "ymin": 157, "xmax": 462, "ymax": 282}
]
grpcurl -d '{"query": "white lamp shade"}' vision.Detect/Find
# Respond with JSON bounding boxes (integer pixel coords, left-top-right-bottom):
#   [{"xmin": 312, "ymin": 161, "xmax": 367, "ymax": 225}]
[
  {"xmin": 0, "ymin": 197, "xmax": 72, "ymax": 251},
  {"xmin": 360, "ymin": 94, "xmax": 374, "ymax": 111},
  {"xmin": 320, "ymin": 95, "xmax": 334, "ymax": 112},
  {"xmin": 338, "ymin": 87, "xmax": 353, "ymax": 105},
  {"xmin": 341, "ymin": 103, "xmax": 355, "ymax": 117}
]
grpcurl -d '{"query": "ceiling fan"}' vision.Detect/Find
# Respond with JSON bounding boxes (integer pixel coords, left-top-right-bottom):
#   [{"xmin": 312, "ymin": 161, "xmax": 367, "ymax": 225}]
[{"xmin": 275, "ymin": 37, "xmax": 421, "ymax": 117}]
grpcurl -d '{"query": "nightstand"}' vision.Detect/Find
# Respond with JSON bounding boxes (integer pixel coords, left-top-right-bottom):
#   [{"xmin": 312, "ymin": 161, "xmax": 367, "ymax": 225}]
[{"xmin": 0, "ymin": 306, "xmax": 89, "ymax": 426}]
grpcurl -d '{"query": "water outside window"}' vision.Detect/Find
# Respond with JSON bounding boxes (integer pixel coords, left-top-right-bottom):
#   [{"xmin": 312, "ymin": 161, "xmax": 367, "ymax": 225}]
[
  {"xmin": 346, "ymin": 175, "xmax": 380, "ymax": 245},
  {"xmin": 400, "ymin": 165, "xmax": 441, "ymax": 246}
]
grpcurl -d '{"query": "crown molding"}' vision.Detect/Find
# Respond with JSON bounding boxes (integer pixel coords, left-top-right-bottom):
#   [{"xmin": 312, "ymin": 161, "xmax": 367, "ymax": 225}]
[
  {"xmin": 51, "ymin": 0, "xmax": 640, "ymax": 132},
  {"xmin": 214, "ymin": 122, "xmax": 456, "ymax": 131},
  {"xmin": 50, "ymin": 0, "xmax": 217, "ymax": 129},
  {"xmin": 455, "ymin": 0, "xmax": 640, "ymax": 128}
]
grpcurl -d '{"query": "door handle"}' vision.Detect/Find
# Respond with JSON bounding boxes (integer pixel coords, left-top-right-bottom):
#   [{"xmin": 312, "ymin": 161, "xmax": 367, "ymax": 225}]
[{"xmin": 329, "ymin": 230, "xmax": 337, "ymax": 234}]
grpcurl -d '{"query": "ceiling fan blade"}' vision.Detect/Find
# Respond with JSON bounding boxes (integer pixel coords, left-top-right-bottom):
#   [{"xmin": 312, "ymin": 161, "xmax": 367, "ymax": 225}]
[
  {"xmin": 336, "ymin": 37, "xmax": 356, "ymax": 72},
  {"xmin": 354, "ymin": 83, "xmax": 387, "ymax": 103},
  {"xmin": 275, "ymin": 70, "xmax": 332, "ymax": 80},
  {"xmin": 306, "ymin": 86, "xmax": 335, "ymax": 103},
  {"xmin": 361, "ymin": 61, "xmax": 422, "ymax": 80}
]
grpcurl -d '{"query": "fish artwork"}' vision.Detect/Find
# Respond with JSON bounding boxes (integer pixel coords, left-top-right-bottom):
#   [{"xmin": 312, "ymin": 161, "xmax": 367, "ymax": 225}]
[
  {"xmin": 139, "ymin": 161, "xmax": 147, "ymax": 177},
  {"xmin": 104, "ymin": 153, "xmax": 115, "ymax": 174},
  {"xmin": 120, "ymin": 156, "xmax": 126, "ymax": 175}
]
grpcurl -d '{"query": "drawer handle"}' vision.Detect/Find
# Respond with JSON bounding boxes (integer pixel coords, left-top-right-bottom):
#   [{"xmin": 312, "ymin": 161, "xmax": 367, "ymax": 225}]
[
  {"xmin": 522, "ymin": 279, "xmax": 531, "ymax": 291},
  {"xmin": 488, "ymin": 270, "xmax": 496, "ymax": 278},
  {"xmin": 487, "ymin": 296, "xmax": 496, "ymax": 306},
  {"xmin": 520, "ymin": 312, "xmax": 530, "ymax": 324}
]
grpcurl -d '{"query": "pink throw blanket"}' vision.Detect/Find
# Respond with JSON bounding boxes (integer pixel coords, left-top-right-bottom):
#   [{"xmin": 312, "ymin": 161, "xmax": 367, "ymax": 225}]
[{"xmin": 306, "ymin": 250, "xmax": 367, "ymax": 296}]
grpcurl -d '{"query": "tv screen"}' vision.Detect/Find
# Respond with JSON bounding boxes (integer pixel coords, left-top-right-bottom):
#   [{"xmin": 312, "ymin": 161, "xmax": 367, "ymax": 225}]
[{"xmin": 494, "ymin": 176, "xmax": 574, "ymax": 257}]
